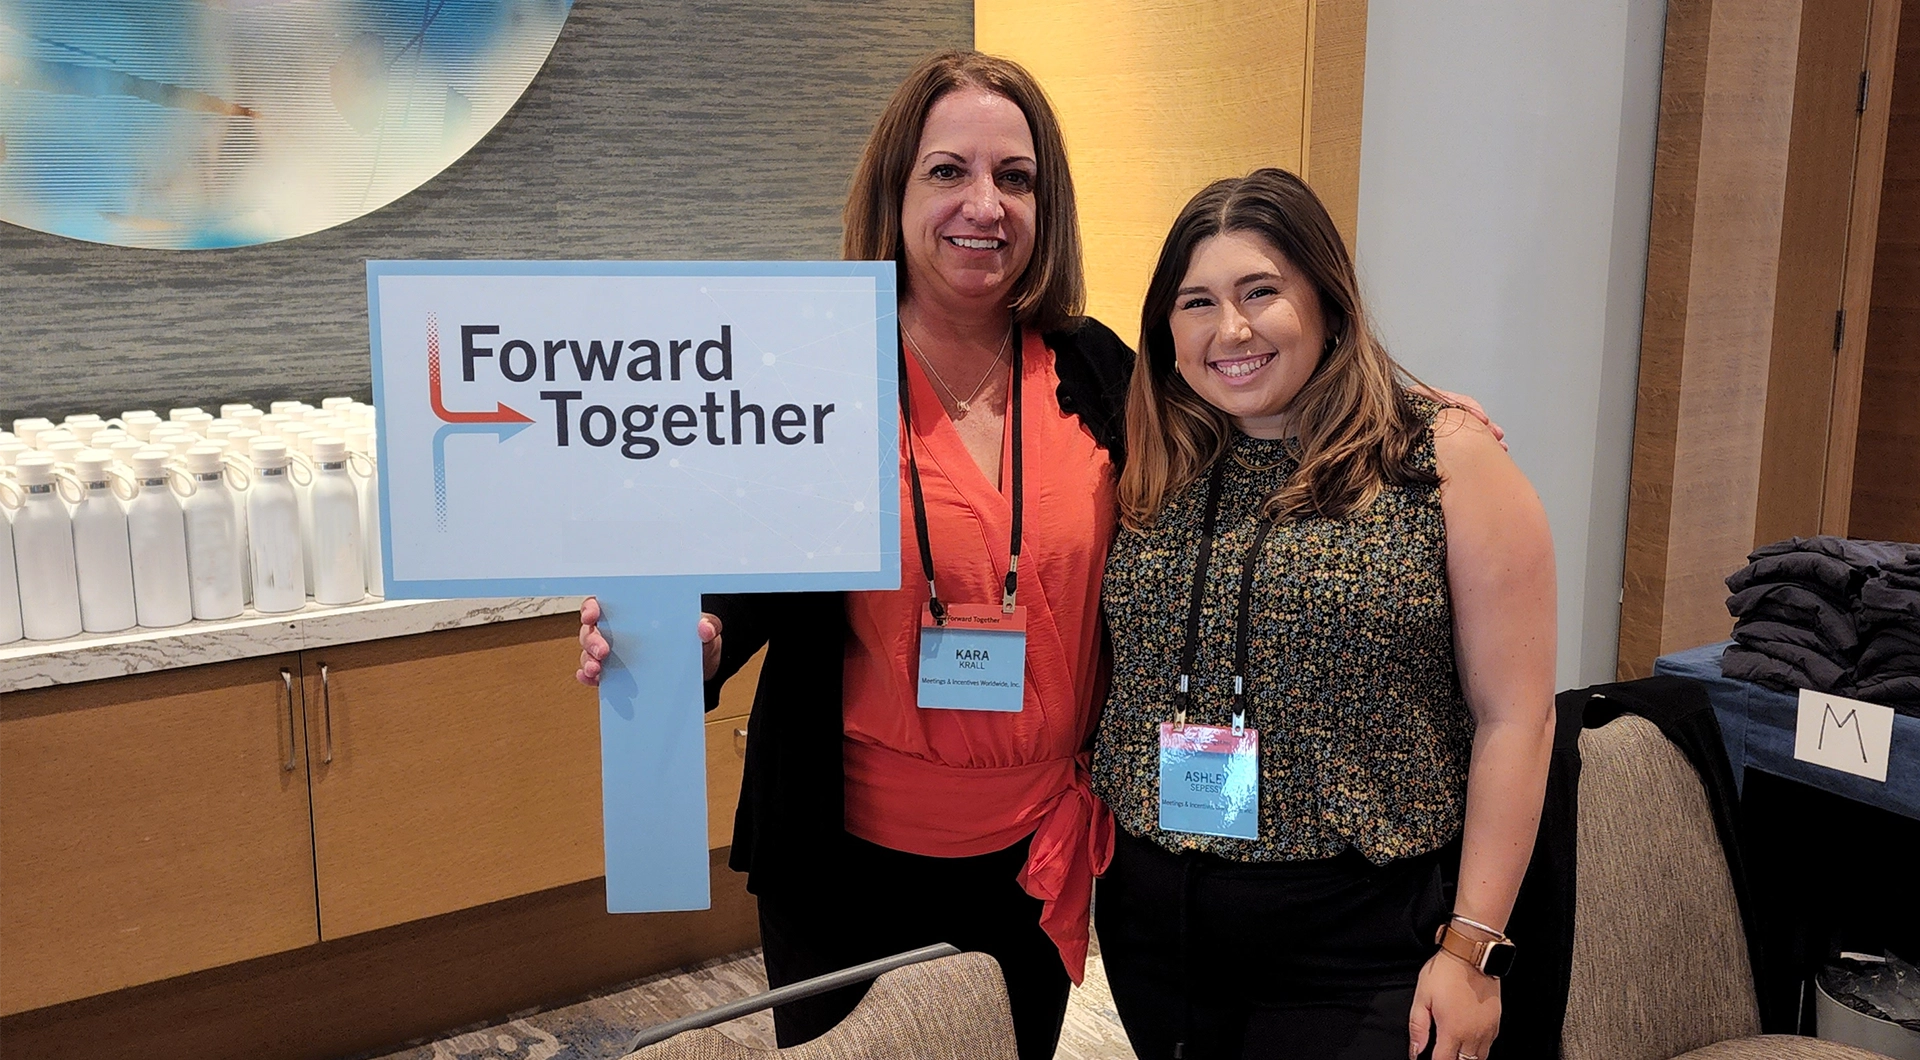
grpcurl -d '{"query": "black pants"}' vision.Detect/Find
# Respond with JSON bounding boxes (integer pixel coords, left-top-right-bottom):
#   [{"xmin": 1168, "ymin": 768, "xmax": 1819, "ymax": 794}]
[
  {"xmin": 755, "ymin": 832, "xmax": 1070, "ymax": 1060},
  {"xmin": 1097, "ymin": 827, "xmax": 1454, "ymax": 1060}
]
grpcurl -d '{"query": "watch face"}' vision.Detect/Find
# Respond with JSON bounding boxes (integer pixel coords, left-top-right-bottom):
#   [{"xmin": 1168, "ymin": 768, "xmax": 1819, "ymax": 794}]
[{"xmin": 1482, "ymin": 940, "xmax": 1518, "ymax": 978}]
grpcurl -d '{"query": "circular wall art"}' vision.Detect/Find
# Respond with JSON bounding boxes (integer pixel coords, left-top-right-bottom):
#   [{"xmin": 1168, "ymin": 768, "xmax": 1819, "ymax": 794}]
[{"xmin": 0, "ymin": 0, "xmax": 571, "ymax": 250}]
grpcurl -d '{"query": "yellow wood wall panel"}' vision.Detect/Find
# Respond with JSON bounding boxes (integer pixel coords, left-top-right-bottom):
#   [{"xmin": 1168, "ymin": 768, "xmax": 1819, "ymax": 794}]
[
  {"xmin": 1305, "ymin": 0, "xmax": 1370, "ymax": 250},
  {"xmin": 1618, "ymin": 0, "xmax": 1806, "ymax": 674},
  {"xmin": 1620, "ymin": 0, "xmax": 1715, "ymax": 678},
  {"xmin": 977, "ymin": 0, "xmax": 1312, "ymax": 335},
  {"xmin": 1660, "ymin": 0, "xmax": 1803, "ymax": 655}
]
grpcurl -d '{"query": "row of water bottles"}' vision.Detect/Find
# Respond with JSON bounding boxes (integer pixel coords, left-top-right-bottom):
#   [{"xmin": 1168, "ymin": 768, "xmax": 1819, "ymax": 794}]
[{"xmin": 0, "ymin": 399, "xmax": 385, "ymax": 645}]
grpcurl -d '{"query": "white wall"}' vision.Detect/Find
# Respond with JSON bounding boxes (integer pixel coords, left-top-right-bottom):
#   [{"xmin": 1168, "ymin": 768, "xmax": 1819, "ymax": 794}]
[{"xmin": 1355, "ymin": 0, "xmax": 1668, "ymax": 689}]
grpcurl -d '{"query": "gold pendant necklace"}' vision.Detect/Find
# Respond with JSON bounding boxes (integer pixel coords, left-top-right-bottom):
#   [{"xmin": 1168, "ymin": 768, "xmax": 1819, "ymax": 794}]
[{"xmin": 902, "ymin": 321, "xmax": 1012, "ymax": 414}]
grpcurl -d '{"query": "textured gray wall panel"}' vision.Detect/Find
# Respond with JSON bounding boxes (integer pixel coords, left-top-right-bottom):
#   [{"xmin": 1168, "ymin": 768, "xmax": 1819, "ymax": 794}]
[{"xmin": 0, "ymin": 0, "xmax": 970, "ymax": 424}]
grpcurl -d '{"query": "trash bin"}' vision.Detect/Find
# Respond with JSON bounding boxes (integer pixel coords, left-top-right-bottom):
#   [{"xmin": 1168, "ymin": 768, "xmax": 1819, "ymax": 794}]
[{"xmin": 1816, "ymin": 955, "xmax": 1920, "ymax": 1060}]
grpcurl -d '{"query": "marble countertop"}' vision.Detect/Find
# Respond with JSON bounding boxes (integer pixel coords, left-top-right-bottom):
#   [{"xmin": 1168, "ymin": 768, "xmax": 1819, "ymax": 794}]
[{"xmin": 0, "ymin": 596, "xmax": 583, "ymax": 692}]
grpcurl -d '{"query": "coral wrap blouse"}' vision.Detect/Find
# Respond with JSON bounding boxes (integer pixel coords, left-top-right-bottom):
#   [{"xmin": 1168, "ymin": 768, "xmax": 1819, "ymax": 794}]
[{"xmin": 841, "ymin": 329, "xmax": 1117, "ymax": 982}]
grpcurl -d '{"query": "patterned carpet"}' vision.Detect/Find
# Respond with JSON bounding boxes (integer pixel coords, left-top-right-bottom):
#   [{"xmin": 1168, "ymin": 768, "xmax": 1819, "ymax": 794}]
[{"xmin": 363, "ymin": 941, "xmax": 1136, "ymax": 1060}]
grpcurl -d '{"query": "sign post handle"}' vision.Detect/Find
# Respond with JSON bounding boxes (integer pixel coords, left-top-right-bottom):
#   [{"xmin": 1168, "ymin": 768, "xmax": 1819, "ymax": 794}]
[{"xmin": 595, "ymin": 581, "xmax": 712, "ymax": 912}]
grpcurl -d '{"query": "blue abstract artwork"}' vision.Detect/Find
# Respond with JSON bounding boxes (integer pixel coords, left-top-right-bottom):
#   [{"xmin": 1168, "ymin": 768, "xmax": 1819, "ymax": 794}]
[{"xmin": 0, "ymin": 0, "xmax": 571, "ymax": 249}]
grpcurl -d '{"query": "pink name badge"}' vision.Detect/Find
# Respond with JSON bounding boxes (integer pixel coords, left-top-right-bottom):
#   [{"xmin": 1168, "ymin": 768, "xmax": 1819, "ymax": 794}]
[{"xmin": 916, "ymin": 604, "xmax": 1028, "ymax": 712}]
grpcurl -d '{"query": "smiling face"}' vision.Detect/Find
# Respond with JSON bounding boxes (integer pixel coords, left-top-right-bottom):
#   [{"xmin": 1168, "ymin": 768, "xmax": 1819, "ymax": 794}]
[
  {"xmin": 1170, "ymin": 230, "xmax": 1330, "ymax": 438},
  {"xmin": 899, "ymin": 88, "xmax": 1039, "ymax": 315}
]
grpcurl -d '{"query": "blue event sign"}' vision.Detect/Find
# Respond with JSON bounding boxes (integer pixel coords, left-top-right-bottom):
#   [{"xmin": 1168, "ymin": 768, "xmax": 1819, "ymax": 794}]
[{"xmin": 367, "ymin": 260, "xmax": 900, "ymax": 911}]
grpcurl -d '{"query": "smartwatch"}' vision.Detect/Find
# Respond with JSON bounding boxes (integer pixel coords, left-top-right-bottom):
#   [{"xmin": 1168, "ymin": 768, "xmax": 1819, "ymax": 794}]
[{"xmin": 1435, "ymin": 921, "xmax": 1517, "ymax": 978}]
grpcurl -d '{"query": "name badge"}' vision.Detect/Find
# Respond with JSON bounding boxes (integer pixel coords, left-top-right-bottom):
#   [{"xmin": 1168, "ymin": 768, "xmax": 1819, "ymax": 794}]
[
  {"xmin": 917, "ymin": 604, "xmax": 1027, "ymax": 712},
  {"xmin": 1158, "ymin": 721, "xmax": 1259, "ymax": 839}
]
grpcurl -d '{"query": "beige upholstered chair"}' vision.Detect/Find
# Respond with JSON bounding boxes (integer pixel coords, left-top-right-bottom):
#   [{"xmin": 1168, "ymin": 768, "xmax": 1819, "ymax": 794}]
[
  {"xmin": 1562, "ymin": 715, "xmax": 1889, "ymax": 1060},
  {"xmin": 622, "ymin": 951, "xmax": 1018, "ymax": 1060}
]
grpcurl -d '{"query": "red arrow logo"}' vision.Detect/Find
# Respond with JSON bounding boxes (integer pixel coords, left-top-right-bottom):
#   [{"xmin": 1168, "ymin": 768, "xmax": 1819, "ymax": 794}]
[{"xmin": 426, "ymin": 313, "xmax": 532, "ymax": 423}]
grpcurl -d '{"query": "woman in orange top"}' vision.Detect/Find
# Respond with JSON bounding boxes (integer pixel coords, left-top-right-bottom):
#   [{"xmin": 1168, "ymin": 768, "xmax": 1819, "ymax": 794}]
[{"xmin": 579, "ymin": 51, "xmax": 1130, "ymax": 1060}]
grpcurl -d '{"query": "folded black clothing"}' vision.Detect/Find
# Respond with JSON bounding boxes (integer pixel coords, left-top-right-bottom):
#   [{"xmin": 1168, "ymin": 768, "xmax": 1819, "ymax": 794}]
[
  {"xmin": 1869, "ymin": 568, "xmax": 1920, "ymax": 595},
  {"xmin": 1725, "ymin": 584, "xmax": 1859, "ymax": 653},
  {"xmin": 1845, "ymin": 674, "xmax": 1920, "ymax": 715},
  {"xmin": 1856, "ymin": 626, "xmax": 1920, "ymax": 679},
  {"xmin": 1859, "ymin": 576, "xmax": 1920, "ymax": 629},
  {"xmin": 1732, "ymin": 618, "xmax": 1853, "ymax": 661},
  {"xmin": 1725, "ymin": 551, "xmax": 1864, "ymax": 600},
  {"xmin": 1723, "ymin": 644, "xmax": 1836, "ymax": 693},
  {"xmin": 1879, "ymin": 550, "xmax": 1920, "ymax": 579},
  {"xmin": 1729, "ymin": 638, "xmax": 1850, "ymax": 691},
  {"xmin": 1747, "ymin": 536, "xmax": 1920, "ymax": 572}
]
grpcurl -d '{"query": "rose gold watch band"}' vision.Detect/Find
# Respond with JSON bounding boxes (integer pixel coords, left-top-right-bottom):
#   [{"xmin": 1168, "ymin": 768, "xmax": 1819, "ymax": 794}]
[{"xmin": 1435, "ymin": 922, "xmax": 1504, "ymax": 976}]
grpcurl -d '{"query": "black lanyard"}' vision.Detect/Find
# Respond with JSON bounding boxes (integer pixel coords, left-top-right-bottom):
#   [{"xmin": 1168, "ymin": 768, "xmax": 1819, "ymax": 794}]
[
  {"xmin": 898, "ymin": 325, "xmax": 1023, "ymax": 626},
  {"xmin": 1173, "ymin": 458, "xmax": 1277, "ymax": 733}
]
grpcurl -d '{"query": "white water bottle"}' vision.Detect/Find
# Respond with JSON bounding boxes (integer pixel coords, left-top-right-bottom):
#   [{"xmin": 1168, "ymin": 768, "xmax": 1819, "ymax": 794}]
[
  {"xmin": 248, "ymin": 440, "xmax": 306, "ymax": 613},
  {"xmin": 11, "ymin": 418, "xmax": 56, "ymax": 448},
  {"xmin": 126, "ymin": 449, "xmax": 193, "ymax": 629},
  {"xmin": 309, "ymin": 438, "xmax": 364, "ymax": 605},
  {"xmin": 282, "ymin": 426, "xmax": 318, "ymax": 595},
  {"xmin": 1, "ymin": 497, "xmax": 24, "ymax": 644},
  {"xmin": 181, "ymin": 446, "xmax": 245, "ymax": 620},
  {"xmin": 222, "ymin": 432, "xmax": 257, "ymax": 605},
  {"xmin": 117, "ymin": 410, "xmax": 162, "ymax": 440},
  {"xmin": 347, "ymin": 427, "xmax": 384, "ymax": 598},
  {"xmin": 11, "ymin": 455, "xmax": 83, "ymax": 640},
  {"xmin": 70, "ymin": 451, "xmax": 137, "ymax": 633}
]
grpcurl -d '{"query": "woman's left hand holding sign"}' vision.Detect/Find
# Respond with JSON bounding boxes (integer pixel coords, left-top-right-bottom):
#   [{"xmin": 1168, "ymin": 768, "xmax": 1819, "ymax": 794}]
[{"xmin": 576, "ymin": 596, "xmax": 724, "ymax": 686}]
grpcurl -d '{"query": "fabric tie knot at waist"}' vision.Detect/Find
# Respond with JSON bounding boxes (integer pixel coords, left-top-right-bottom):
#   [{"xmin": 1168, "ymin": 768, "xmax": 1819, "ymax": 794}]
[{"xmin": 1015, "ymin": 754, "xmax": 1115, "ymax": 984}]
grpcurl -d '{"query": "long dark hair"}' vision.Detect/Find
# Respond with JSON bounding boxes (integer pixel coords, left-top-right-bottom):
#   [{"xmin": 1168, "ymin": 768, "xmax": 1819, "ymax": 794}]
[{"xmin": 1119, "ymin": 168, "xmax": 1436, "ymax": 528}]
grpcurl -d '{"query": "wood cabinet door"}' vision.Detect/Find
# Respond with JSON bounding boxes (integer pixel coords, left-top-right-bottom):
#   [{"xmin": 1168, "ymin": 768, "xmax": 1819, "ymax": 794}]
[
  {"xmin": 0, "ymin": 657, "xmax": 319, "ymax": 1015},
  {"xmin": 302, "ymin": 615, "xmax": 602, "ymax": 938}
]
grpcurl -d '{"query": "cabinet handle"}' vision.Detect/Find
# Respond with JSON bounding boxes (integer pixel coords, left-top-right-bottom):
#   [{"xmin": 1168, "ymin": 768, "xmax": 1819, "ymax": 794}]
[
  {"xmin": 733, "ymin": 728, "xmax": 748, "ymax": 738},
  {"xmin": 319, "ymin": 662, "xmax": 334, "ymax": 764},
  {"xmin": 280, "ymin": 668, "xmax": 297, "ymax": 772}
]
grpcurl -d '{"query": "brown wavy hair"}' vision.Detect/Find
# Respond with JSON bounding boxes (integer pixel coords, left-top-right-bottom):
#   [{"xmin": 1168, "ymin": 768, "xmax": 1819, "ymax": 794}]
[
  {"xmin": 841, "ymin": 51, "xmax": 1084, "ymax": 333},
  {"xmin": 1118, "ymin": 168, "xmax": 1437, "ymax": 529}
]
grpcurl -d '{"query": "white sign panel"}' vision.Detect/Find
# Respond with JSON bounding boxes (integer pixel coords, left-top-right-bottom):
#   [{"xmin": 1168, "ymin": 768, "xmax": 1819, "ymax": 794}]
[
  {"xmin": 368, "ymin": 261, "xmax": 900, "ymax": 596},
  {"xmin": 1794, "ymin": 689, "xmax": 1895, "ymax": 783}
]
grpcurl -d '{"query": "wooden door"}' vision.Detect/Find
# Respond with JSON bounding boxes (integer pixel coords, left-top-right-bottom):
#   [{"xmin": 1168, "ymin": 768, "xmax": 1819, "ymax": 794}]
[
  {"xmin": 0, "ymin": 657, "xmax": 318, "ymax": 1014},
  {"xmin": 1850, "ymin": 0, "xmax": 1920, "ymax": 541},
  {"xmin": 1755, "ymin": 0, "xmax": 1878, "ymax": 544},
  {"xmin": 302, "ymin": 615, "xmax": 602, "ymax": 938}
]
